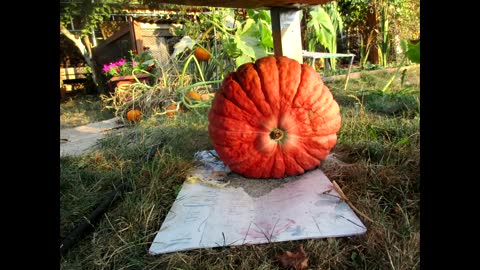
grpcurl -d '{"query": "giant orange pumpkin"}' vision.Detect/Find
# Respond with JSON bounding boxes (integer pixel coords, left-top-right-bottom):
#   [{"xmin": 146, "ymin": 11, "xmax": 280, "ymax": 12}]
[{"xmin": 208, "ymin": 56, "xmax": 341, "ymax": 179}]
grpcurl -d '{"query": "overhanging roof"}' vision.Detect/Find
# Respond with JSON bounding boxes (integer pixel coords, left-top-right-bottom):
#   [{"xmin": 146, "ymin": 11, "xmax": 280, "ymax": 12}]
[{"xmin": 151, "ymin": 0, "xmax": 333, "ymax": 9}]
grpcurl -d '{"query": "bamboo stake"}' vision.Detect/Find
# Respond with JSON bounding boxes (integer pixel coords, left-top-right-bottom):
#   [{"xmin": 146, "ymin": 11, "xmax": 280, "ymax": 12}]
[{"xmin": 332, "ymin": 181, "xmax": 375, "ymax": 224}]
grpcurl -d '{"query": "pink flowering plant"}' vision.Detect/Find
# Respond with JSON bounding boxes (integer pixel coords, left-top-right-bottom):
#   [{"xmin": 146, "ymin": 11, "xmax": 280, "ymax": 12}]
[{"xmin": 102, "ymin": 49, "xmax": 157, "ymax": 79}]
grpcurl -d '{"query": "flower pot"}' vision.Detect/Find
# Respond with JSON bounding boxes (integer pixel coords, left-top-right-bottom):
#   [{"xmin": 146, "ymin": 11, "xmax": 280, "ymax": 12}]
[
  {"xmin": 116, "ymin": 80, "xmax": 133, "ymax": 90},
  {"xmin": 110, "ymin": 73, "xmax": 151, "ymax": 89}
]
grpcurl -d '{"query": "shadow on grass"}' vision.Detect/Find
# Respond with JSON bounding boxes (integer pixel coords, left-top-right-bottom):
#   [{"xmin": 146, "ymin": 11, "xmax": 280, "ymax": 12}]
[
  {"xmin": 61, "ymin": 94, "xmax": 115, "ymax": 128},
  {"xmin": 333, "ymin": 89, "xmax": 419, "ymax": 119},
  {"xmin": 60, "ymin": 112, "xmax": 213, "ymax": 239},
  {"xmin": 60, "ymin": 103, "xmax": 420, "ymax": 269},
  {"xmin": 358, "ymin": 90, "xmax": 419, "ymax": 118}
]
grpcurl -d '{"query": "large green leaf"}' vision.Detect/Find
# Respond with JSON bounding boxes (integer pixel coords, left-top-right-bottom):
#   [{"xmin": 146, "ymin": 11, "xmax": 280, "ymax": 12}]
[
  {"xmin": 234, "ymin": 35, "xmax": 255, "ymax": 58},
  {"xmin": 308, "ymin": 6, "xmax": 338, "ymax": 69},
  {"xmin": 312, "ymin": 7, "xmax": 335, "ymax": 36},
  {"xmin": 235, "ymin": 54, "xmax": 253, "ymax": 67},
  {"xmin": 324, "ymin": 2, "xmax": 343, "ymax": 33},
  {"xmin": 171, "ymin": 36, "xmax": 196, "ymax": 59},
  {"xmin": 259, "ymin": 22, "xmax": 273, "ymax": 48},
  {"xmin": 234, "ymin": 18, "xmax": 268, "ymax": 61},
  {"xmin": 406, "ymin": 41, "xmax": 420, "ymax": 64},
  {"xmin": 221, "ymin": 10, "xmax": 236, "ymax": 29},
  {"xmin": 223, "ymin": 37, "xmax": 242, "ymax": 58},
  {"xmin": 237, "ymin": 19, "xmax": 257, "ymax": 37},
  {"xmin": 247, "ymin": 9, "xmax": 272, "ymax": 24},
  {"xmin": 400, "ymin": 39, "xmax": 420, "ymax": 64},
  {"xmin": 308, "ymin": 7, "xmax": 335, "ymax": 51},
  {"xmin": 235, "ymin": 35, "xmax": 266, "ymax": 59}
]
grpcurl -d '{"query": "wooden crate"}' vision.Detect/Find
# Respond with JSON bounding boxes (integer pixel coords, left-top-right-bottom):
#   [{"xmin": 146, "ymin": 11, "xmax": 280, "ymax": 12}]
[{"xmin": 60, "ymin": 67, "xmax": 90, "ymax": 81}]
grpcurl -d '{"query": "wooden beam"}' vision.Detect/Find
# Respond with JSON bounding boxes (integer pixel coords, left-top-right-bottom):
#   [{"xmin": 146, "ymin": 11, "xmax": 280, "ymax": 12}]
[
  {"xmin": 60, "ymin": 67, "xmax": 90, "ymax": 81},
  {"xmin": 93, "ymin": 24, "xmax": 131, "ymax": 52},
  {"xmin": 152, "ymin": 0, "xmax": 333, "ymax": 8},
  {"xmin": 128, "ymin": 17, "xmax": 138, "ymax": 53},
  {"xmin": 271, "ymin": 7, "xmax": 303, "ymax": 63},
  {"xmin": 132, "ymin": 21, "xmax": 144, "ymax": 54}
]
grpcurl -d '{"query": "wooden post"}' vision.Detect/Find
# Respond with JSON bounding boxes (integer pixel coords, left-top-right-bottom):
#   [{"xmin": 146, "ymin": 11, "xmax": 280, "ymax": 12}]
[
  {"xmin": 128, "ymin": 18, "xmax": 144, "ymax": 54},
  {"xmin": 132, "ymin": 21, "xmax": 144, "ymax": 54},
  {"xmin": 271, "ymin": 7, "xmax": 303, "ymax": 63}
]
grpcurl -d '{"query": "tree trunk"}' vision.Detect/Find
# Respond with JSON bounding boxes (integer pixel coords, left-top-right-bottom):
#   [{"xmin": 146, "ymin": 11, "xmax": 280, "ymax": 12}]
[
  {"xmin": 366, "ymin": 5, "xmax": 379, "ymax": 65},
  {"xmin": 82, "ymin": 35, "xmax": 93, "ymax": 60},
  {"xmin": 393, "ymin": 33, "xmax": 403, "ymax": 63},
  {"xmin": 60, "ymin": 24, "xmax": 99, "ymax": 86}
]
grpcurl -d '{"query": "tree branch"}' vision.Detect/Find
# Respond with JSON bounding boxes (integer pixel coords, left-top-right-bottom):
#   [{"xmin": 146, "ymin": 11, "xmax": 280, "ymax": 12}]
[
  {"xmin": 60, "ymin": 24, "xmax": 88, "ymax": 58},
  {"xmin": 60, "ymin": 23, "xmax": 99, "ymax": 86}
]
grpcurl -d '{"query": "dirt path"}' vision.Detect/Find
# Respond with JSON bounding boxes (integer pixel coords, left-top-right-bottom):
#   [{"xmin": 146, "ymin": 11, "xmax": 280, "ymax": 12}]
[{"xmin": 60, "ymin": 117, "xmax": 124, "ymax": 157}]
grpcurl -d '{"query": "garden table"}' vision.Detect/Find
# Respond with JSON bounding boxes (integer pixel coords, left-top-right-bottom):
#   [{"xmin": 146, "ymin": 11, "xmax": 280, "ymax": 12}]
[{"xmin": 302, "ymin": 50, "xmax": 356, "ymax": 89}]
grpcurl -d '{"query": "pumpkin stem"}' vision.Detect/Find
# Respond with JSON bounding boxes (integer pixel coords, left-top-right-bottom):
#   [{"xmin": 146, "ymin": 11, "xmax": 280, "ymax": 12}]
[{"xmin": 269, "ymin": 128, "xmax": 284, "ymax": 141}]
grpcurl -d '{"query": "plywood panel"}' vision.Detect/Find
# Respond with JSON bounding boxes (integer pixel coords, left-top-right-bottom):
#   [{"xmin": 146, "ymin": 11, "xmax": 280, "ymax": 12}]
[{"xmin": 149, "ymin": 150, "xmax": 367, "ymax": 255}]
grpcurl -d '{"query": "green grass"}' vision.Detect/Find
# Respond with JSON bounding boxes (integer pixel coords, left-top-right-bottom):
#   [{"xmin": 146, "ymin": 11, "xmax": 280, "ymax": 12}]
[
  {"xmin": 60, "ymin": 67, "xmax": 420, "ymax": 269},
  {"xmin": 60, "ymin": 94, "xmax": 115, "ymax": 128}
]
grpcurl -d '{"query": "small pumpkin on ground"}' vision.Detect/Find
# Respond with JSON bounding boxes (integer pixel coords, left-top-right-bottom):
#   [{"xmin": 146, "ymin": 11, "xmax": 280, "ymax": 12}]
[
  {"xmin": 194, "ymin": 47, "xmax": 211, "ymax": 62},
  {"xmin": 200, "ymin": 93, "xmax": 215, "ymax": 101},
  {"xmin": 186, "ymin": 91, "xmax": 202, "ymax": 102},
  {"xmin": 166, "ymin": 103, "xmax": 182, "ymax": 117},
  {"xmin": 126, "ymin": 109, "xmax": 142, "ymax": 122},
  {"xmin": 208, "ymin": 56, "xmax": 342, "ymax": 179}
]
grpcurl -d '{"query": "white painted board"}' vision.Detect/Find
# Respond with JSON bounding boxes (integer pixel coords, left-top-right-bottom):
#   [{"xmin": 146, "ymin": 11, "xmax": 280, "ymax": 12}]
[{"xmin": 149, "ymin": 150, "xmax": 366, "ymax": 255}]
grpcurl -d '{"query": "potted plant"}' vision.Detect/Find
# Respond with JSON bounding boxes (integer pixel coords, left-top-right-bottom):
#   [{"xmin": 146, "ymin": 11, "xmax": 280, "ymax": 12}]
[{"xmin": 102, "ymin": 49, "xmax": 157, "ymax": 89}]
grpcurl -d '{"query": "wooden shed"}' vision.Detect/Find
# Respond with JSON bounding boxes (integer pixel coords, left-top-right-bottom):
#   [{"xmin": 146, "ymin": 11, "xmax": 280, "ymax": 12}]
[{"xmin": 92, "ymin": 17, "xmax": 184, "ymax": 80}]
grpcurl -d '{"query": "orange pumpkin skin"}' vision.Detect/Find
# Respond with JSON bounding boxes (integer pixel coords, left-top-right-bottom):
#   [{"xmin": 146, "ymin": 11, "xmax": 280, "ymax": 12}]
[
  {"xmin": 166, "ymin": 103, "xmax": 182, "ymax": 117},
  {"xmin": 186, "ymin": 91, "xmax": 202, "ymax": 102},
  {"xmin": 208, "ymin": 56, "xmax": 341, "ymax": 179},
  {"xmin": 126, "ymin": 109, "xmax": 142, "ymax": 122},
  {"xmin": 194, "ymin": 47, "xmax": 211, "ymax": 61}
]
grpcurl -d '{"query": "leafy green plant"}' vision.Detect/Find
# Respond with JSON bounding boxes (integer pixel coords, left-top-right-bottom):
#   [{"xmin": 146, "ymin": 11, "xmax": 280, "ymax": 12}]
[
  {"xmin": 360, "ymin": 30, "xmax": 376, "ymax": 68},
  {"xmin": 324, "ymin": 2, "xmax": 344, "ymax": 35},
  {"xmin": 102, "ymin": 50, "xmax": 156, "ymax": 78},
  {"xmin": 339, "ymin": 0, "xmax": 419, "ymax": 69},
  {"xmin": 175, "ymin": 52, "xmax": 222, "ymax": 114},
  {"xmin": 233, "ymin": 9, "xmax": 273, "ymax": 67},
  {"xmin": 171, "ymin": 35, "xmax": 226, "ymax": 89},
  {"xmin": 379, "ymin": 3, "xmax": 390, "ymax": 67},
  {"xmin": 172, "ymin": 8, "xmax": 273, "ymax": 73},
  {"xmin": 307, "ymin": 6, "xmax": 336, "ymax": 69},
  {"xmin": 323, "ymin": 2, "xmax": 344, "ymax": 70},
  {"xmin": 305, "ymin": 2, "xmax": 344, "ymax": 71},
  {"xmin": 381, "ymin": 39, "xmax": 419, "ymax": 93},
  {"xmin": 101, "ymin": 49, "xmax": 221, "ymax": 122}
]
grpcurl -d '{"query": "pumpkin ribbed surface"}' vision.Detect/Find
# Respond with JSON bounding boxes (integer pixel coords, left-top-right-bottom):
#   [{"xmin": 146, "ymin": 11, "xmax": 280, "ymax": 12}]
[
  {"xmin": 208, "ymin": 56, "xmax": 341, "ymax": 179},
  {"xmin": 166, "ymin": 103, "xmax": 181, "ymax": 117},
  {"xmin": 126, "ymin": 109, "xmax": 142, "ymax": 122},
  {"xmin": 194, "ymin": 47, "xmax": 211, "ymax": 61},
  {"xmin": 186, "ymin": 91, "xmax": 202, "ymax": 101}
]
